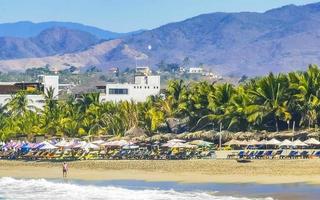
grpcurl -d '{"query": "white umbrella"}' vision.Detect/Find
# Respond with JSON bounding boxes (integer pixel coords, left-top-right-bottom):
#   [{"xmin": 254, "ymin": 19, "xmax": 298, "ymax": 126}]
[
  {"xmin": 292, "ymin": 139, "xmax": 308, "ymax": 147},
  {"xmin": 92, "ymin": 139, "xmax": 105, "ymax": 145},
  {"xmin": 55, "ymin": 140, "xmax": 72, "ymax": 148},
  {"xmin": 39, "ymin": 141, "xmax": 57, "ymax": 150},
  {"xmin": 265, "ymin": 138, "xmax": 281, "ymax": 145},
  {"xmin": 162, "ymin": 142, "xmax": 195, "ymax": 148},
  {"xmin": 82, "ymin": 142, "xmax": 99, "ymax": 150},
  {"xmin": 304, "ymin": 138, "xmax": 320, "ymax": 145},
  {"xmin": 223, "ymin": 139, "xmax": 241, "ymax": 146},
  {"xmin": 123, "ymin": 145, "xmax": 139, "ymax": 149},
  {"xmin": 247, "ymin": 139, "xmax": 259, "ymax": 145},
  {"xmin": 72, "ymin": 141, "xmax": 87, "ymax": 149},
  {"xmin": 279, "ymin": 139, "xmax": 293, "ymax": 146},
  {"xmin": 103, "ymin": 140, "xmax": 129, "ymax": 147},
  {"xmin": 168, "ymin": 139, "xmax": 186, "ymax": 143},
  {"xmin": 257, "ymin": 139, "xmax": 267, "ymax": 145}
]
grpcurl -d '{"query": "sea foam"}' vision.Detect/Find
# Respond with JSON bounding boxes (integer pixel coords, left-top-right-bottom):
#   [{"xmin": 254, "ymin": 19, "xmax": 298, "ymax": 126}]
[{"xmin": 0, "ymin": 177, "xmax": 273, "ymax": 200}]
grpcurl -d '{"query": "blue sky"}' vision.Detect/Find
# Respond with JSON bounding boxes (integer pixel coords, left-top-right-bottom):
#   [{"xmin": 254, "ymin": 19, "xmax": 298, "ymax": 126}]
[{"xmin": 0, "ymin": 0, "xmax": 318, "ymax": 32}]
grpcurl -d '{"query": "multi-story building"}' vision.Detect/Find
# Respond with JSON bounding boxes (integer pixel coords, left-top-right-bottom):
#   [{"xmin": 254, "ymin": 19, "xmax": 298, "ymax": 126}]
[
  {"xmin": 98, "ymin": 67, "xmax": 160, "ymax": 103},
  {"xmin": 0, "ymin": 75, "xmax": 59, "ymax": 110}
]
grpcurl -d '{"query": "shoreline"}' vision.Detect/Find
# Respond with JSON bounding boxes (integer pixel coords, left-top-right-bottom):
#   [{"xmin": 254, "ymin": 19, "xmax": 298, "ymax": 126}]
[{"xmin": 1, "ymin": 160, "xmax": 320, "ymax": 185}]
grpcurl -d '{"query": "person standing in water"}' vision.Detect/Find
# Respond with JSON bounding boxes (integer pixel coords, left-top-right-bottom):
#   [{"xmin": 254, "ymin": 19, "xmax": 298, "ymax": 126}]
[{"xmin": 62, "ymin": 162, "xmax": 68, "ymax": 178}]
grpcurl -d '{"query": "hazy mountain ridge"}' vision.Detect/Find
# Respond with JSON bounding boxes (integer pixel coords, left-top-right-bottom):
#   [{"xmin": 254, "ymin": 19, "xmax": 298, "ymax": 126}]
[
  {"xmin": 0, "ymin": 21, "xmax": 128, "ymax": 39},
  {"xmin": 0, "ymin": 27, "xmax": 100, "ymax": 60},
  {"xmin": 1, "ymin": 2, "xmax": 320, "ymax": 75}
]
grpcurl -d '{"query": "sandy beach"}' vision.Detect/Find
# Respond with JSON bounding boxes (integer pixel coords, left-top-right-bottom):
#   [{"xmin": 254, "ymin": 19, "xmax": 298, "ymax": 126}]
[{"xmin": 1, "ymin": 159, "xmax": 320, "ymax": 184}]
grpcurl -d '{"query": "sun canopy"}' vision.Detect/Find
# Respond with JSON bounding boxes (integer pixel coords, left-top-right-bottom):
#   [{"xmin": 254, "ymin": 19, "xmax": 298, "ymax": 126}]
[
  {"xmin": 247, "ymin": 139, "xmax": 259, "ymax": 145},
  {"xmin": 39, "ymin": 141, "xmax": 57, "ymax": 150},
  {"xmin": 265, "ymin": 138, "xmax": 281, "ymax": 145},
  {"xmin": 189, "ymin": 140, "xmax": 213, "ymax": 147},
  {"xmin": 92, "ymin": 140, "xmax": 105, "ymax": 145},
  {"xmin": 103, "ymin": 140, "xmax": 130, "ymax": 147},
  {"xmin": 292, "ymin": 139, "xmax": 308, "ymax": 147},
  {"xmin": 55, "ymin": 140, "xmax": 73, "ymax": 148},
  {"xmin": 304, "ymin": 138, "xmax": 320, "ymax": 145},
  {"xmin": 123, "ymin": 145, "xmax": 139, "ymax": 149},
  {"xmin": 223, "ymin": 139, "xmax": 241, "ymax": 146},
  {"xmin": 167, "ymin": 139, "xmax": 186, "ymax": 143},
  {"xmin": 81, "ymin": 142, "xmax": 99, "ymax": 150},
  {"xmin": 279, "ymin": 139, "xmax": 293, "ymax": 146}
]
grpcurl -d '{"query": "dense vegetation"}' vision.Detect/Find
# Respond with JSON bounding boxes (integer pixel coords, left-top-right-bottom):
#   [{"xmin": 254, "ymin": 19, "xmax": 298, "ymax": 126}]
[{"xmin": 1, "ymin": 65, "xmax": 320, "ymax": 140}]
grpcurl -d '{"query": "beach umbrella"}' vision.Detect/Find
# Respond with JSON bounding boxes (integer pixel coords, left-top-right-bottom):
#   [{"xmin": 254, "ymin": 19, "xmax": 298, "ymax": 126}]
[
  {"xmin": 82, "ymin": 142, "xmax": 99, "ymax": 150},
  {"xmin": 223, "ymin": 139, "xmax": 240, "ymax": 146},
  {"xmin": 72, "ymin": 141, "xmax": 87, "ymax": 149},
  {"xmin": 265, "ymin": 138, "xmax": 281, "ymax": 146},
  {"xmin": 103, "ymin": 140, "xmax": 129, "ymax": 147},
  {"xmin": 189, "ymin": 140, "xmax": 213, "ymax": 147},
  {"xmin": 55, "ymin": 140, "xmax": 72, "ymax": 148},
  {"xmin": 279, "ymin": 139, "xmax": 293, "ymax": 147},
  {"xmin": 123, "ymin": 145, "xmax": 139, "ymax": 149},
  {"xmin": 168, "ymin": 139, "xmax": 186, "ymax": 143},
  {"xmin": 39, "ymin": 141, "xmax": 58, "ymax": 150},
  {"xmin": 257, "ymin": 139, "xmax": 267, "ymax": 145},
  {"xmin": 162, "ymin": 142, "xmax": 195, "ymax": 148},
  {"xmin": 92, "ymin": 139, "xmax": 105, "ymax": 145},
  {"xmin": 304, "ymin": 138, "xmax": 320, "ymax": 145},
  {"xmin": 247, "ymin": 139, "xmax": 259, "ymax": 146},
  {"xmin": 292, "ymin": 139, "xmax": 308, "ymax": 147},
  {"xmin": 21, "ymin": 143, "xmax": 31, "ymax": 153}
]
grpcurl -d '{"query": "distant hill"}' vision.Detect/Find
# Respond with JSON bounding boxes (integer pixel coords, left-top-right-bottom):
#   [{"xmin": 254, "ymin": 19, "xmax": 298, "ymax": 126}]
[
  {"xmin": 0, "ymin": 27, "xmax": 100, "ymax": 60},
  {"xmin": 0, "ymin": 21, "xmax": 142, "ymax": 39},
  {"xmin": 1, "ymin": 2, "xmax": 320, "ymax": 76}
]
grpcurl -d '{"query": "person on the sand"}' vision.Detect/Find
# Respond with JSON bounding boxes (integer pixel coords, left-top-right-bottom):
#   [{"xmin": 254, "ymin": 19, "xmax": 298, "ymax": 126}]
[{"xmin": 62, "ymin": 162, "xmax": 68, "ymax": 178}]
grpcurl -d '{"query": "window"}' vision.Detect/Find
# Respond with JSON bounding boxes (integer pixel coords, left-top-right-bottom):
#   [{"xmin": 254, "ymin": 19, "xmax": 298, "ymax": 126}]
[{"xmin": 109, "ymin": 88, "xmax": 128, "ymax": 95}]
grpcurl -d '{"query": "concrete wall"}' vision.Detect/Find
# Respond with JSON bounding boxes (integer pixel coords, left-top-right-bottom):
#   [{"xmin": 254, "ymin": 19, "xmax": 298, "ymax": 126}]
[
  {"xmin": 42, "ymin": 75, "xmax": 59, "ymax": 98},
  {"xmin": 0, "ymin": 94, "xmax": 45, "ymax": 110}
]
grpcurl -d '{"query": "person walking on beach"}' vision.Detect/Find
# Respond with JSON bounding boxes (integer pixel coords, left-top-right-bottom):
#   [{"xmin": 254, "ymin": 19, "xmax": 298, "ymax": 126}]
[{"xmin": 62, "ymin": 162, "xmax": 68, "ymax": 178}]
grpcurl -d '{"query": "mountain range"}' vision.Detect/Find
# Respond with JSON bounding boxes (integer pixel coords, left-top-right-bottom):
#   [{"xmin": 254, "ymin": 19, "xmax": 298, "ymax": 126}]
[{"xmin": 0, "ymin": 2, "xmax": 320, "ymax": 76}]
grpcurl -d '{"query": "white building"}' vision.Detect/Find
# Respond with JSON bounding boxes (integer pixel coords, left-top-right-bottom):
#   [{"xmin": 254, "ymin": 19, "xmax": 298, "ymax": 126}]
[
  {"xmin": 0, "ymin": 75, "xmax": 59, "ymax": 110},
  {"xmin": 98, "ymin": 70, "xmax": 160, "ymax": 103},
  {"xmin": 188, "ymin": 67, "xmax": 204, "ymax": 74}
]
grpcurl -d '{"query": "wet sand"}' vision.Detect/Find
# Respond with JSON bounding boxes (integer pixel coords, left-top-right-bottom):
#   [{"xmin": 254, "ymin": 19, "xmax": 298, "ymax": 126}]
[{"xmin": 1, "ymin": 159, "xmax": 320, "ymax": 184}]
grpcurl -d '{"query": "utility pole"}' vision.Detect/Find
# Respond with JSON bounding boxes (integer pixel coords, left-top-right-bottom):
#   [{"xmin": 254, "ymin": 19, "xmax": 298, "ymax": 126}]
[
  {"xmin": 219, "ymin": 122, "xmax": 222, "ymax": 149},
  {"xmin": 292, "ymin": 121, "xmax": 295, "ymax": 142}
]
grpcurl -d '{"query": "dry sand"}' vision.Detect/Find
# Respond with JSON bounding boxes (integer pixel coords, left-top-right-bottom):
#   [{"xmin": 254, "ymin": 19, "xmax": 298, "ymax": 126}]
[{"xmin": 1, "ymin": 159, "xmax": 320, "ymax": 184}]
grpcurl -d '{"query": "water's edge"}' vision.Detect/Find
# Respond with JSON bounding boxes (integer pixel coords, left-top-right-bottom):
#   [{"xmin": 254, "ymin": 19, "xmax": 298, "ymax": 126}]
[{"xmin": 0, "ymin": 177, "xmax": 319, "ymax": 200}]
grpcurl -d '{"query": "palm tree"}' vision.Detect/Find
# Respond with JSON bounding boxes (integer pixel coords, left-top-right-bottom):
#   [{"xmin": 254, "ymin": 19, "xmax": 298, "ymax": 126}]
[
  {"xmin": 6, "ymin": 91, "xmax": 30, "ymax": 116},
  {"xmin": 193, "ymin": 83, "xmax": 235, "ymax": 130},
  {"xmin": 246, "ymin": 73, "xmax": 291, "ymax": 132},
  {"xmin": 289, "ymin": 65, "xmax": 320, "ymax": 128}
]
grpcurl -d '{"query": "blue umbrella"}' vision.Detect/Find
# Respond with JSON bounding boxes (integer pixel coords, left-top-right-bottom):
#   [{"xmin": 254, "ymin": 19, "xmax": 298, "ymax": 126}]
[{"xmin": 21, "ymin": 143, "xmax": 31, "ymax": 153}]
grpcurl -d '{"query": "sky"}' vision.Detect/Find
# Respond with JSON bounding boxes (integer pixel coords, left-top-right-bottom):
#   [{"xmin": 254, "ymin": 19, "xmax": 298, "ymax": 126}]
[{"xmin": 0, "ymin": 0, "xmax": 319, "ymax": 32}]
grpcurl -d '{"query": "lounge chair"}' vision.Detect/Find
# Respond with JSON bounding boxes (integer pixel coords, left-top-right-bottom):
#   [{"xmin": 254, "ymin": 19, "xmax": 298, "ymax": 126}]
[
  {"xmin": 238, "ymin": 151, "xmax": 245, "ymax": 159},
  {"xmin": 299, "ymin": 151, "xmax": 309, "ymax": 159}
]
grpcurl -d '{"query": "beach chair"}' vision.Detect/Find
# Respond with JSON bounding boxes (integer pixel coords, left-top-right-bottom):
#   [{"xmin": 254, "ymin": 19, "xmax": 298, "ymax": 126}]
[
  {"xmin": 262, "ymin": 150, "xmax": 272, "ymax": 159},
  {"xmin": 238, "ymin": 151, "xmax": 245, "ymax": 159},
  {"xmin": 272, "ymin": 150, "xmax": 283, "ymax": 159},
  {"xmin": 286, "ymin": 151, "xmax": 298, "ymax": 159},
  {"xmin": 314, "ymin": 151, "xmax": 320, "ymax": 158},
  {"xmin": 246, "ymin": 151, "xmax": 256, "ymax": 159},
  {"xmin": 299, "ymin": 151, "xmax": 309, "ymax": 159},
  {"xmin": 279, "ymin": 150, "xmax": 289, "ymax": 159},
  {"xmin": 254, "ymin": 151, "xmax": 264, "ymax": 159}
]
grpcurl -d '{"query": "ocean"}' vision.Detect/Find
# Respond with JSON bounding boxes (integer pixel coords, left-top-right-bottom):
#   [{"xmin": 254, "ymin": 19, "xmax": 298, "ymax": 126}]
[{"xmin": 0, "ymin": 177, "xmax": 318, "ymax": 200}]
